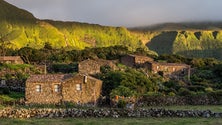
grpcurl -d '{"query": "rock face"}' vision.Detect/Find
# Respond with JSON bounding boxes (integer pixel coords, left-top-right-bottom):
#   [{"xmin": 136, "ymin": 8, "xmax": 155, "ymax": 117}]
[{"xmin": 0, "ymin": 108, "xmax": 222, "ymax": 118}]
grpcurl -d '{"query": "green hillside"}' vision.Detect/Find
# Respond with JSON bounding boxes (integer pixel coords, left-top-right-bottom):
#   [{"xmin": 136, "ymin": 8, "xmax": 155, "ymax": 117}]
[
  {"xmin": 130, "ymin": 23, "xmax": 222, "ymax": 59},
  {"xmin": 0, "ymin": 0, "xmax": 143, "ymax": 51},
  {"xmin": 140, "ymin": 30, "xmax": 222, "ymax": 59},
  {"xmin": 2, "ymin": 0, "xmax": 222, "ymax": 59}
]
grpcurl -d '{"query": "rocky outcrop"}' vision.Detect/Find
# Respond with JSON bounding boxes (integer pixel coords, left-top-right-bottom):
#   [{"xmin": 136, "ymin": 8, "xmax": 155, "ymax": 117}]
[{"xmin": 0, "ymin": 108, "xmax": 222, "ymax": 118}]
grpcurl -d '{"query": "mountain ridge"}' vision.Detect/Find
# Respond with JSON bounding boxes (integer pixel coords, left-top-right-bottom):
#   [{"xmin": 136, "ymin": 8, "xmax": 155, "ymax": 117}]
[{"xmin": 1, "ymin": 0, "xmax": 222, "ymax": 59}]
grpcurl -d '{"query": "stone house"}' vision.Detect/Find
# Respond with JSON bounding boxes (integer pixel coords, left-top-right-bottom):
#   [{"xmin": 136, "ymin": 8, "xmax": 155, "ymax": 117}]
[
  {"xmin": 78, "ymin": 59, "xmax": 117, "ymax": 75},
  {"xmin": 120, "ymin": 54, "xmax": 154, "ymax": 67},
  {"xmin": 25, "ymin": 73, "xmax": 102, "ymax": 105},
  {"xmin": 0, "ymin": 56, "xmax": 24, "ymax": 64},
  {"xmin": 145, "ymin": 62, "xmax": 190, "ymax": 79}
]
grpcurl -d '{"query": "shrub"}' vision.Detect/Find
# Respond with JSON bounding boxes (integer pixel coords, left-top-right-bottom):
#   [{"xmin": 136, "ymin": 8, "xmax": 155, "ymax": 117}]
[
  {"xmin": 2, "ymin": 88, "xmax": 10, "ymax": 94},
  {"xmin": 178, "ymin": 88, "xmax": 195, "ymax": 96},
  {"xmin": 205, "ymin": 87, "xmax": 213, "ymax": 93},
  {"xmin": 187, "ymin": 85, "xmax": 205, "ymax": 92},
  {"xmin": 4, "ymin": 73, "xmax": 13, "ymax": 80},
  {"xmin": 168, "ymin": 92, "xmax": 176, "ymax": 96},
  {"xmin": 117, "ymin": 99, "xmax": 127, "ymax": 108}
]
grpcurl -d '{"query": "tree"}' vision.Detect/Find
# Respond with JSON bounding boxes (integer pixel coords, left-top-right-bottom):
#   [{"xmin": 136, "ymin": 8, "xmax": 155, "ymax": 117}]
[{"xmin": 0, "ymin": 22, "xmax": 20, "ymax": 56}]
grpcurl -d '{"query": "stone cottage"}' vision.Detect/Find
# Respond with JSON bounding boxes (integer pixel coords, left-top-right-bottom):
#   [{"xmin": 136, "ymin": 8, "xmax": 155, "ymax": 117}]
[
  {"xmin": 0, "ymin": 56, "xmax": 24, "ymax": 64},
  {"xmin": 120, "ymin": 54, "xmax": 154, "ymax": 67},
  {"xmin": 145, "ymin": 62, "xmax": 190, "ymax": 79},
  {"xmin": 25, "ymin": 74, "xmax": 102, "ymax": 105},
  {"xmin": 78, "ymin": 59, "xmax": 117, "ymax": 75}
]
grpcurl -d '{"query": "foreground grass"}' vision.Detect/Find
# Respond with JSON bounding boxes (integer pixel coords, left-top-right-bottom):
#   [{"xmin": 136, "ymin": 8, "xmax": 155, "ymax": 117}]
[{"xmin": 0, "ymin": 118, "xmax": 222, "ymax": 125}]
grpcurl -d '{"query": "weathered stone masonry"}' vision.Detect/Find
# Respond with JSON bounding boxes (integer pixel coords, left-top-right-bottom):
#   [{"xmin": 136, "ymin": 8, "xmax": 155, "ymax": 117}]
[
  {"xmin": 78, "ymin": 59, "xmax": 117, "ymax": 75},
  {"xmin": 25, "ymin": 74, "xmax": 102, "ymax": 105},
  {"xmin": 120, "ymin": 54, "xmax": 154, "ymax": 67}
]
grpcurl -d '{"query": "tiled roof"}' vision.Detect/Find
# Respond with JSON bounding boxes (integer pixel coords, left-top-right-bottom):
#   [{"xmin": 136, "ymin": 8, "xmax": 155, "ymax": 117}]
[
  {"xmin": 26, "ymin": 74, "xmax": 73, "ymax": 83},
  {"xmin": 26, "ymin": 73, "xmax": 102, "ymax": 83}
]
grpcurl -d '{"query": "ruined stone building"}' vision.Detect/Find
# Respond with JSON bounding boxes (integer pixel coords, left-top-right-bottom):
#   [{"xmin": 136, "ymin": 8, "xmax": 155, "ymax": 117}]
[
  {"xmin": 25, "ymin": 73, "xmax": 102, "ymax": 104},
  {"xmin": 120, "ymin": 54, "xmax": 154, "ymax": 67},
  {"xmin": 0, "ymin": 56, "xmax": 24, "ymax": 64},
  {"xmin": 78, "ymin": 59, "xmax": 117, "ymax": 75},
  {"xmin": 145, "ymin": 62, "xmax": 190, "ymax": 79}
]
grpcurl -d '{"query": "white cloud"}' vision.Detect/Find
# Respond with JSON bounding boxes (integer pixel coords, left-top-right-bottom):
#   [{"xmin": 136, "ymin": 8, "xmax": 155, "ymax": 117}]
[{"xmin": 5, "ymin": 0, "xmax": 222, "ymax": 27}]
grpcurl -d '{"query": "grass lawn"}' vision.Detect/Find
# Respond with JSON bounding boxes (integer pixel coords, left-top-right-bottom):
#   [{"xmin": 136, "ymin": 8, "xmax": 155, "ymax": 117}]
[{"xmin": 0, "ymin": 118, "xmax": 222, "ymax": 125}]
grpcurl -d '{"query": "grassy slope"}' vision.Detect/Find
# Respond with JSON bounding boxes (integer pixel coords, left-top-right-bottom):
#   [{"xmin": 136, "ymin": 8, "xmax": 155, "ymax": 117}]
[
  {"xmin": 2, "ymin": 0, "xmax": 222, "ymax": 58},
  {"xmin": 130, "ymin": 22, "xmax": 222, "ymax": 59},
  {"xmin": 0, "ymin": 0, "xmax": 143, "ymax": 51}
]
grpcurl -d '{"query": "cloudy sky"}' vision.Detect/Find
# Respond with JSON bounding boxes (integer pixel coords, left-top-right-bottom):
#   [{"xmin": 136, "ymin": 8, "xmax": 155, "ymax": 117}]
[{"xmin": 5, "ymin": 0, "xmax": 222, "ymax": 27}]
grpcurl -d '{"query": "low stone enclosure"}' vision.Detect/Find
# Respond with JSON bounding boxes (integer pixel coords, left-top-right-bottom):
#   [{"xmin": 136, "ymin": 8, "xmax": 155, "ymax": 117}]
[
  {"xmin": 136, "ymin": 95, "xmax": 222, "ymax": 106},
  {"xmin": 0, "ymin": 108, "xmax": 222, "ymax": 118}
]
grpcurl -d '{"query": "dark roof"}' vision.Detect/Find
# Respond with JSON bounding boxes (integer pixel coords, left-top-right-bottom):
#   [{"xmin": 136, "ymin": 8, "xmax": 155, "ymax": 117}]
[
  {"xmin": 0, "ymin": 56, "xmax": 22, "ymax": 61},
  {"xmin": 26, "ymin": 74, "xmax": 73, "ymax": 83},
  {"xmin": 26, "ymin": 73, "xmax": 102, "ymax": 83},
  {"xmin": 127, "ymin": 54, "xmax": 153, "ymax": 59}
]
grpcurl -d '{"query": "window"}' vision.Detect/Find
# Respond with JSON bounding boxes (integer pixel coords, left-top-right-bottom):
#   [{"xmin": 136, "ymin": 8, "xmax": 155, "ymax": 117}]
[
  {"xmin": 76, "ymin": 84, "xmax": 81, "ymax": 91},
  {"xmin": 84, "ymin": 75, "xmax": 87, "ymax": 83},
  {"xmin": 157, "ymin": 66, "xmax": 159, "ymax": 69},
  {"xmin": 54, "ymin": 84, "xmax": 60, "ymax": 92},
  {"xmin": 36, "ymin": 85, "xmax": 42, "ymax": 92},
  {"xmin": 1, "ymin": 80, "xmax": 6, "ymax": 86}
]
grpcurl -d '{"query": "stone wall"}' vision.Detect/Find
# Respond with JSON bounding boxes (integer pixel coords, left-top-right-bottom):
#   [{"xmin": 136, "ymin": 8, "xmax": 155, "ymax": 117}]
[
  {"xmin": 78, "ymin": 59, "xmax": 117, "ymax": 75},
  {"xmin": 25, "ymin": 74, "xmax": 102, "ymax": 105},
  {"xmin": 120, "ymin": 54, "xmax": 153, "ymax": 67},
  {"xmin": 136, "ymin": 95, "xmax": 222, "ymax": 106},
  {"xmin": 25, "ymin": 81, "xmax": 62, "ymax": 104},
  {"xmin": 120, "ymin": 55, "xmax": 135, "ymax": 67},
  {"xmin": 62, "ymin": 74, "xmax": 102, "ymax": 104},
  {"xmin": 0, "ymin": 108, "xmax": 221, "ymax": 118},
  {"xmin": 145, "ymin": 62, "xmax": 190, "ymax": 78}
]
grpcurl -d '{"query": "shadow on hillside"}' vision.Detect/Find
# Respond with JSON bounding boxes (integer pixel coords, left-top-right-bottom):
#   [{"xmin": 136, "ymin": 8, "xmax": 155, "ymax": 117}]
[
  {"xmin": 146, "ymin": 31, "xmax": 178, "ymax": 54},
  {"xmin": 176, "ymin": 48, "xmax": 222, "ymax": 60}
]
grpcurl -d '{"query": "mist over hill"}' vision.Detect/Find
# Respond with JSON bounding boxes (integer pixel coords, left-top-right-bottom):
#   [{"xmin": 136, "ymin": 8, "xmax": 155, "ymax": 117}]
[{"xmin": 1, "ymin": 0, "xmax": 222, "ymax": 59}]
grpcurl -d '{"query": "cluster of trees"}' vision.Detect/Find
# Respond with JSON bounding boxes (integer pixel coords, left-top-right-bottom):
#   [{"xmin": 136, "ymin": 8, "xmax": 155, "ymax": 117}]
[
  {"xmin": 4, "ymin": 44, "xmax": 156, "ymax": 65},
  {"xmin": 16, "ymin": 45, "xmax": 129, "ymax": 64},
  {"xmin": 97, "ymin": 68, "xmax": 164, "ymax": 98},
  {"xmin": 2, "ymin": 44, "xmax": 222, "ymax": 98}
]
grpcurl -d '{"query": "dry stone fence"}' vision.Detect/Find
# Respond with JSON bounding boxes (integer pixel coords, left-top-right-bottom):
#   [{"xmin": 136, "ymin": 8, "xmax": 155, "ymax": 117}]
[{"xmin": 0, "ymin": 108, "xmax": 222, "ymax": 118}]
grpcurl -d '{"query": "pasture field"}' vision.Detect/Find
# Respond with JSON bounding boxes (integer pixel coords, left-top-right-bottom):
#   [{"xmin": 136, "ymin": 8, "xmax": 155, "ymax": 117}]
[{"xmin": 0, "ymin": 118, "xmax": 222, "ymax": 125}]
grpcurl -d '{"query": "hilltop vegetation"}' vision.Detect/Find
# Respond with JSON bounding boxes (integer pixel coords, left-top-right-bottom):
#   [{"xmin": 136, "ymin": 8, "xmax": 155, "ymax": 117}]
[
  {"xmin": 1, "ymin": 0, "xmax": 222, "ymax": 59},
  {"xmin": 0, "ymin": 0, "xmax": 144, "ymax": 51},
  {"xmin": 131, "ymin": 26, "xmax": 222, "ymax": 59}
]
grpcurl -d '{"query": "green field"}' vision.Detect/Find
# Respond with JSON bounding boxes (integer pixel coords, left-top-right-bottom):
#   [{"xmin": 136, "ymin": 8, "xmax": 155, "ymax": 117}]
[{"xmin": 0, "ymin": 118, "xmax": 221, "ymax": 125}]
